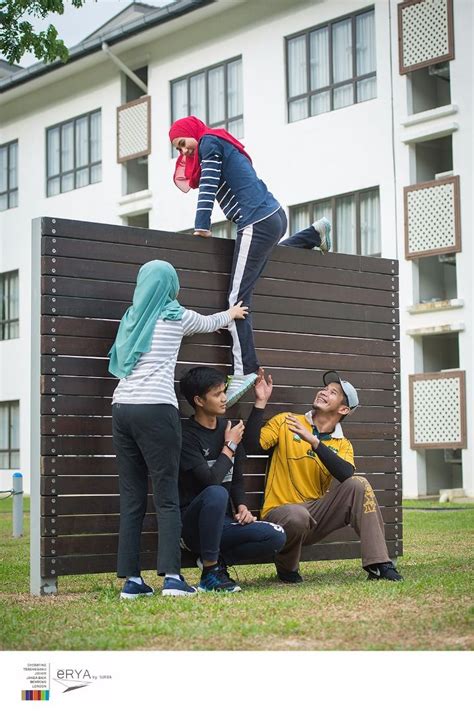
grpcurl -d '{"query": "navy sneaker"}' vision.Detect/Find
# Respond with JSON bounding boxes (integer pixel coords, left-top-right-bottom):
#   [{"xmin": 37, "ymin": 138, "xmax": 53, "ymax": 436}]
[
  {"xmin": 276, "ymin": 567, "xmax": 303, "ymax": 584},
  {"xmin": 162, "ymin": 575, "xmax": 197, "ymax": 597},
  {"xmin": 120, "ymin": 578, "xmax": 154, "ymax": 600},
  {"xmin": 198, "ymin": 563, "xmax": 241, "ymax": 593},
  {"xmin": 364, "ymin": 562, "xmax": 403, "ymax": 581}
]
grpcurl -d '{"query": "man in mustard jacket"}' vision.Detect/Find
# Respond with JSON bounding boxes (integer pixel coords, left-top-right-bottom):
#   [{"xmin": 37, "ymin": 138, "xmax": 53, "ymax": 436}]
[{"xmin": 243, "ymin": 369, "xmax": 403, "ymax": 583}]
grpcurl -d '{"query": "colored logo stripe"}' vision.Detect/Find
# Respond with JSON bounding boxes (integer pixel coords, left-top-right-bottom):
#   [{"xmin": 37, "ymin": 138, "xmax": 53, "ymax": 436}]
[{"xmin": 21, "ymin": 690, "xmax": 50, "ymax": 701}]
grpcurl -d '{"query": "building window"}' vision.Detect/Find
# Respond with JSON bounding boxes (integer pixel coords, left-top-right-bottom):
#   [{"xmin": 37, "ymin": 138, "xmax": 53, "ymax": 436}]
[
  {"xmin": 0, "ymin": 140, "xmax": 18, "ymax": 211},
  {"xmin": 289, "ymin": 188, "xmax": 380, "ymax": 256},
  {"xmin": 211, "ymin": 221, "xmax": 237, "ymax": 240},
  {"xmin": 0, "ymin": 271, "xmax": 19, "ymax": 340},
  {"xmin": 0, "ymin": 401, "xmax": 19, "ymax": 469},
  {"xmin": 46, "ymin": 110, "xmax": 101, "ymax": 196},
  {"xmin": 286, "ymin": 7, "xmax": 376, "ymax": 122},
  {"xmin": 171, "ymin": 57, "xmax": 243, "ymax": 138}
]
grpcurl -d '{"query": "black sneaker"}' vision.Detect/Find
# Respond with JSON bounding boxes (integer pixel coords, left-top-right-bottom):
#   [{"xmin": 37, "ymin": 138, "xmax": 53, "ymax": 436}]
[
  {"xmin": 276, "ymin": 567, "xmax": 303, "ymax": 584},
  {"xmin": 198, "ymin": 563, "xmax": 241, "ymax": 593},
  {"xmin": 364, "ymin": 562, "xmax": 403, "ymax": 581}
]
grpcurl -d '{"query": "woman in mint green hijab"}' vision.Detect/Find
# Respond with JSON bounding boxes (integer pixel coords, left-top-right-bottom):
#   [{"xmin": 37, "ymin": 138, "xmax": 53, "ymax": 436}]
[
  {"xmin": 110, "ymin": 259, "xmax": 248, "ymax": 599},
  {"xmin": 108, "ymin": 260, "xmax": 184, "ymax": 378}
]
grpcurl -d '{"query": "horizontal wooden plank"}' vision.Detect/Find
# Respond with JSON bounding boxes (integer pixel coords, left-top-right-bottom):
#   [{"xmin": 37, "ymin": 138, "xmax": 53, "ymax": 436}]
[
  {"xmin": 40, "ymin": 504, "xmax": 402, "ymax": 537},
  {"xmin": 41, "ymin": 419, "xmax": 400, "ymax": 443},
  {"xmin": 41, "ymin": 291, "xmax": 398, "ymax": 325},
  {"xmin": 43, "ymin": 253, "xmax": 399, "ymax": 293},
  {"xmin": 39, "ymin": 540, "xmax": 401, "ymax": 576},
  {"xmin": 42, "ymin": 272, "xmax": 398, "ymax": 309},
  {"xmin": 41, "ymin": 338, "xmax": 400, "ymax": 374},
  {"xmin": 41, "ymin": 433, "xmax": 400, "ymax": 457},
  {"xmin": 41, "ymin": 455, "xmax": 401, "ymax": 477},
  {"xmin": 41, "ymin": 473, "xmax": 399, "ymax": 496},
  {"xmin": 40, "ymin": 389, "xmax": 399, "ymax": 419},
  {"xmin": 41, "ymin": 300, "xmax": 400, "ymax": 340},
  {"xmin": 40, "ymin": 522, "xmax": 402, "ymax": 557},
  {"xmin": 41, "ymin": 429, "xmax": 400, "ymax": 456},
  {"xmin": 41, "ymin": 318, "xmax": 400, "ymax": 358},
  {"xmin": 41, "ymin": 218, "xmax": 398, "ymax": 275},
  {"xmin": 40, "ymin": 488, "xmax": 401, "ymax": 516},
  {"xmin": 40, "ymin": 358, "xmax": 400, "ymax": 394}
]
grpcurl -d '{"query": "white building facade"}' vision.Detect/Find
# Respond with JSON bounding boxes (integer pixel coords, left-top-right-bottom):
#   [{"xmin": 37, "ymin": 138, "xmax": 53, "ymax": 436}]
[{"xmin": 0, "ymin": 0, "xmax": 472, "ymax": 496}]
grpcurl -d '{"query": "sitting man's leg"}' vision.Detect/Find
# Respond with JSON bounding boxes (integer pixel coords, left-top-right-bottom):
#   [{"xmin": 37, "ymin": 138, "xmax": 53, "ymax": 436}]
[
  {"xmin": 181, "ymin": 485, "xmax": 241, "ymax": 593},
  {"xmin": 303, "ymin": 476, "xmax": 403, "ymax": 581},
  {"xmin": 264, "ymin": 504, "xmax": 314, "ymax": 583},
  {"xmin": 219, "ymin": 517, "xmax": 287, "ymax": 567}
]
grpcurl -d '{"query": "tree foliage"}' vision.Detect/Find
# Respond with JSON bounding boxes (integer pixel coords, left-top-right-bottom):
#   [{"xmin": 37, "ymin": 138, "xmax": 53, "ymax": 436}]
[{"xmin": 0, "ymin": 0, "xmax": 86, "ymax": 65}]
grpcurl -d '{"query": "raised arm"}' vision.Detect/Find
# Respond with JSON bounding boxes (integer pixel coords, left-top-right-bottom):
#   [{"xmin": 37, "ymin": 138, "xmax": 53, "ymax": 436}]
[
  {"xmin": 242, "ymin": 369, "xmax": 283, "ymax": 454},
  {"xmin": 182, "ymin": 303, "xmax": 248, "ymax": 336}
]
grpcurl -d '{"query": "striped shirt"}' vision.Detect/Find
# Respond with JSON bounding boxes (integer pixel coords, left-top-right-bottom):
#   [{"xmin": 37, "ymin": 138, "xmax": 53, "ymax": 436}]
[
  {"xmin": 195, "ymin": 135, "xmax": 280, "ymax": 232},
  {"xmin": 112, "ymin": 308, "xmax": 232, "ymax": 407}
]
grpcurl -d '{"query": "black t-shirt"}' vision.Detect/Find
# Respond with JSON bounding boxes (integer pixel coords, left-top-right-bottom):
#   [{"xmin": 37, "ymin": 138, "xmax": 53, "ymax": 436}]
[{"xmin": 179, "ymin": 416, "xmax": 246, "ymax": 513}]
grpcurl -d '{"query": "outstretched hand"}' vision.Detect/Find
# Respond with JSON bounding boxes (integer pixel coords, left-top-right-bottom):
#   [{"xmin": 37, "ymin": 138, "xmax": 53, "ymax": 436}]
[{"xmin": 254, "ymin": 367, "xmax": 273, "ymax": 407}]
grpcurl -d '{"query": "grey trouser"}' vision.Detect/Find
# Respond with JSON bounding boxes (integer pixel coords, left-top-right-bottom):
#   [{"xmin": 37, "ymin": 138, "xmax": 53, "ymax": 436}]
[
  {"xmin": 263, "ymin": 476, "xmax": 390, "ymax": 572},
  {"xmin": 113, "ymin": 403, "xmax": 182, "ymax": 577}
]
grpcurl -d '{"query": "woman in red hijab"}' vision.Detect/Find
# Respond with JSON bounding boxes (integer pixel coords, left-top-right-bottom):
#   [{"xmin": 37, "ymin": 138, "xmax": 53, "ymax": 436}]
[{"xmin": 169, "ymin": 116, "xmax": 331, "ymax": 406}]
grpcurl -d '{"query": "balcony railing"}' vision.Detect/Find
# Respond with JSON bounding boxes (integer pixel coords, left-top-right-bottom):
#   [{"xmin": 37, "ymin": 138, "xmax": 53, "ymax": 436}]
[
  {"xmin": 404, "ymin": 175, "xmax": 461, "ymax": 259},
  {"xmin": 398, "ymin": 0, "xmax": 454, "ymax": 74},
  {"xmin": 409, "ymin": 370, "xmax": 466, "ymax": 449},
  {"xmin": 116, "ymin": 95, "xmax": 151, "ymax": 163}
]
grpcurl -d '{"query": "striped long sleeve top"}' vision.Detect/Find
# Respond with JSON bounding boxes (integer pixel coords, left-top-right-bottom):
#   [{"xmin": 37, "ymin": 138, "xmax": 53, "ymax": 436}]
[
  {"xmin": 194, "ymin": 135, "xmax": 280, "ymax": 232},
  {"xmin": 112, "ymin": 308, "xmax": 232, "ymax": 407}
]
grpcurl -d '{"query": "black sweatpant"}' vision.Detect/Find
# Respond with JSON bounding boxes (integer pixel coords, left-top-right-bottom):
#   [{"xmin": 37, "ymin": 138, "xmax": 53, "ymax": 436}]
[
  {"xmin": 227, "ymin": 207, "xmax": 321, "ymax": 375},
  {"xmin": 113, "ymin": 403, "xmax": 182, "ymax": 577}
]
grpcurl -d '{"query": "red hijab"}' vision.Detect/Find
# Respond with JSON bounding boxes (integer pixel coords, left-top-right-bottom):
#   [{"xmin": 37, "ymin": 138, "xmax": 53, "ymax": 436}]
[{"xmin": 169, "ymin": 116, "xmax": 252, "ymax": 192}]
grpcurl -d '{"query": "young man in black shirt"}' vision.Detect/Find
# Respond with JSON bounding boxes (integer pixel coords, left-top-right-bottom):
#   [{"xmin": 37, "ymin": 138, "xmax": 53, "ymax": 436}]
[{"xmin": 179, "ymin": 367, "xmax": 286, "ymax": 592}]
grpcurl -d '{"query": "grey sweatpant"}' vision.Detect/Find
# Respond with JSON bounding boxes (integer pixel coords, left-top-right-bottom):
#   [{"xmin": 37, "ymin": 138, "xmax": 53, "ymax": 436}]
[{"xmin": 263, "ymin": 476, "xmax": 390, "ymax": 572}]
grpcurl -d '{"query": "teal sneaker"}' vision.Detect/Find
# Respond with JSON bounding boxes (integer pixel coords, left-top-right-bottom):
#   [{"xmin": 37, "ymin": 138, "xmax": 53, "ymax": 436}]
[{"xmin": 225, "ymin": 373, "xmax": 258, "ymax": 408}]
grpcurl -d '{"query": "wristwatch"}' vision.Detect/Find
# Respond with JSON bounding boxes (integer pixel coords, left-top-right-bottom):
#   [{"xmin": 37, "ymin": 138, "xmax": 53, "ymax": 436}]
[{"xmin": 225, "ymin": 440, "xmax": 238, "ymax": 454}]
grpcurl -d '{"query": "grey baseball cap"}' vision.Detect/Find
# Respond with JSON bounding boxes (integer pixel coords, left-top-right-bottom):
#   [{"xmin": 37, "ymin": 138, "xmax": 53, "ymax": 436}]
[{"xmin": 322, "ymin": 371, "xmax": 359, "ymax": 410}]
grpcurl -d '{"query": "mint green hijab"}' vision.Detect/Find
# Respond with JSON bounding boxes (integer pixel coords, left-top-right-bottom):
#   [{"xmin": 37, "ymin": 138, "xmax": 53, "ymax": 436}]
[{"xmin": 108, "ymin": 260, "xmax": 185, "ymax": 378}]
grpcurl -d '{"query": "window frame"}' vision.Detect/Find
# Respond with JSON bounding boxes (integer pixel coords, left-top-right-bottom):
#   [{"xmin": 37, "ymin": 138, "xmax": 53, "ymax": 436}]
[
  {"xmin": 170, "ymin": 56, "xmax": 244, "ymax": 134},
  {"xmin": 289, "ymin": 186, "xmax": 381, "ymax": 257},
  {"xmin": 211, "ymin": 221, "xmax": 238, "ymax": 240},
  {"xmin": 0, "ymin": 140, "xmax": 18, "ymax": 211},
  {"xmin": 0, "ymin": 270, "xmax": 19, "ymax": 341},
  {"xmin": 0, "ymin": 400, "xmax": 20, "ymax": 469},
  {"xmin": 46, "ymin": 109, "xmax": 101, "ymax": 197},
  {"xmin": 285, "ymin": 6, "xmax": 376, "ymax": 122}
]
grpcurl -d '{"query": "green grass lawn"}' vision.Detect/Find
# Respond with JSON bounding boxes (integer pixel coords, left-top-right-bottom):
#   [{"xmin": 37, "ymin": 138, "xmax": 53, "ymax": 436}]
[{"xmin": 0, "ymin": 496, "xmax": 473, "ymax": 651}]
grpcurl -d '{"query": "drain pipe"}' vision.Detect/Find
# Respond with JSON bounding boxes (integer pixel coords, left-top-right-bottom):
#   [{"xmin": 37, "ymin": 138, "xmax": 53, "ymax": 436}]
[{"xmin": 102, "ymin": 41, "xmax": 148, "ymax": 94}]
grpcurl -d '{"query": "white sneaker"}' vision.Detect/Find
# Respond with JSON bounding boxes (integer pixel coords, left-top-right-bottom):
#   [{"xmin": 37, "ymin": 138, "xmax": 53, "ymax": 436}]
[
  {"xmin": 312, "ymin": 217, "xmax": 332, "ymax": 254},
  {"xmin": 225, "ymin": 373, "xmax": 258, "ymax": 407}
]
